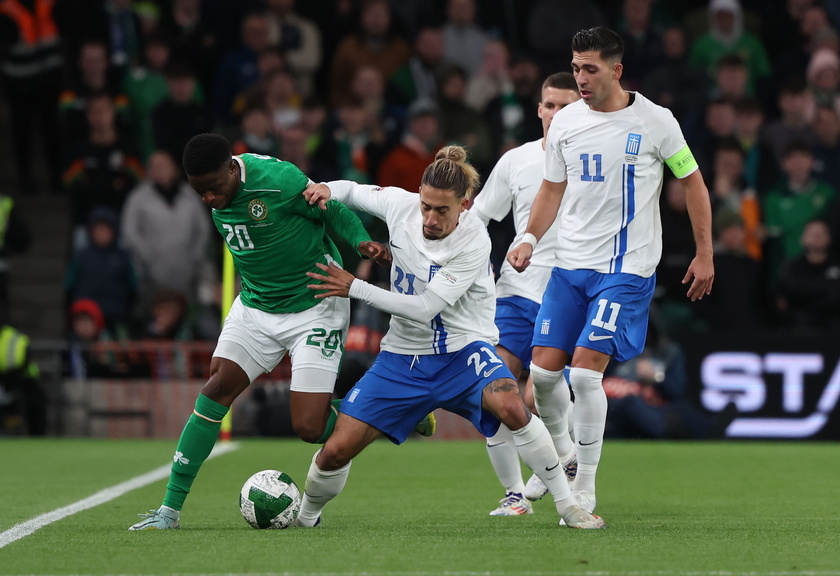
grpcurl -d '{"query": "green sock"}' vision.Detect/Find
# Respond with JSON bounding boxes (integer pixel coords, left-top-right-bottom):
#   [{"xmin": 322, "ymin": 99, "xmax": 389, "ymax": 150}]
[
  {"xmin": 162, "ymin": 394, "xmax": 229, "ymax": 511},
  {"xmin": 314, "ymin": 399, "xmax": 342, "ymax": 444}
]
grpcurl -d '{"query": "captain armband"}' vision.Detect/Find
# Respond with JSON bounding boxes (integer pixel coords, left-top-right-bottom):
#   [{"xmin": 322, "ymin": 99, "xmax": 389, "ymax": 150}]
[{"xmin": 665, "ymin": 145, "xmax": 699, "ymax": 179}]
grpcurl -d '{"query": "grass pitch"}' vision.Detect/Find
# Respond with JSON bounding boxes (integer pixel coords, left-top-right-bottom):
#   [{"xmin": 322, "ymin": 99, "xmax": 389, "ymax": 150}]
[{"xmin": 0, "ymin": 438, "xmax": 838, "ymax": 576}]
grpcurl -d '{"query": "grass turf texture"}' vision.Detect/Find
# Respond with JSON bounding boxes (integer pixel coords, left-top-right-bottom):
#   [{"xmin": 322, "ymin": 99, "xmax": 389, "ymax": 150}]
[{"xmin": 0, "ymin": 438, "xmax": 838, "ymax": 576}]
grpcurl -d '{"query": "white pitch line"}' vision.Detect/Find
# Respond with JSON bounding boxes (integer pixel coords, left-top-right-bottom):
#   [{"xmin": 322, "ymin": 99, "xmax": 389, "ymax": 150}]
[
  {"xmin": 133, "ymin": 572, "xmax": 839, "ymax": 576},
  {"xmin": 0, "ymin": 442, "xmax": 239, "ymax": 549},
  {"xmin": 9, "ymin": 572, "xmax": 840, "ymax": 576}
]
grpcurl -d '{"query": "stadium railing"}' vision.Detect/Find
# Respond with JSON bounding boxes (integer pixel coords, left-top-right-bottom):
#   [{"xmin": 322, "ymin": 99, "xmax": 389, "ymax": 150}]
[
  {"xmin": 24, "ymin": 339, "xmax": 487, "ymax": 440},
  {"xmin": 28, "ymin": 339, "xmax": 291, "ymax": 438}
]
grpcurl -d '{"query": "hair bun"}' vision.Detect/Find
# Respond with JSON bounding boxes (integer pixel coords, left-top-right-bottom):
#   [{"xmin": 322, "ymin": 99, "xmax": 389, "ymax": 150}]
[{"xmin": 435, "ymin": 145, "xmax": 467, "ymax": 163}]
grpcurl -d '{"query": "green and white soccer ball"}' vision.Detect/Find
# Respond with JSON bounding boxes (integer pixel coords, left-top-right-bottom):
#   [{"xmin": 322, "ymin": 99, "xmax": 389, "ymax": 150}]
[{"xmin": 239, "ymin": 470, "xmax": 301, "ymax": 529}]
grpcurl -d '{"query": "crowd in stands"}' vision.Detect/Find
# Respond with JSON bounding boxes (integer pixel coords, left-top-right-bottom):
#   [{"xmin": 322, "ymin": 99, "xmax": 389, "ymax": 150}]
[{"xmin": 3, "ymin": 0, "xmax": 840, "ymax": 358}]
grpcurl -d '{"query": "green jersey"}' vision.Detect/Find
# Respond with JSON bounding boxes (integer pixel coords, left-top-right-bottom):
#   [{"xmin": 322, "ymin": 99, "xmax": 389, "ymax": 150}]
[
  {"xmin": 213, "ymin": 153, "xmax": 371, "ymax": 314},
  {"xmin": 764, "ymin": 179, "xmax": 836, "ymax": 259}
]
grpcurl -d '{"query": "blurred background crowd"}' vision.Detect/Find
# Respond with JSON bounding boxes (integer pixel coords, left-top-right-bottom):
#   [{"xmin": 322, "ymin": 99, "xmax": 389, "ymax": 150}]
[{"xmin": 1, "ymin": 0, "xmax": 840, "ymax": 436}]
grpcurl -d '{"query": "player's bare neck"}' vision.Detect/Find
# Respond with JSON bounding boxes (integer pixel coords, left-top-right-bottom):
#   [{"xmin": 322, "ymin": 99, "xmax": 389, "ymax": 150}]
[
  {"xmin": 590, "ymin": 89, "xmax": 632, "ymax": 113},
  {"xmin": 232, "ymin": 159, "xmax": 244, "ymax": 188}
]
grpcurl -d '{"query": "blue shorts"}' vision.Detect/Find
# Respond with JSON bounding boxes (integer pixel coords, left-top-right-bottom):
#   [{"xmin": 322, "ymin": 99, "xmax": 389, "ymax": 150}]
[
  {"xmin": 495, "ymin": 296, "xmax": 541, "ymax": 369},
  {"xmin": 339, "ymin": 342, "xmax": 515, "ymax": 444},
  {"xmin": 532, "ymin": 268, "xmax": 656, "ymax": 363}
]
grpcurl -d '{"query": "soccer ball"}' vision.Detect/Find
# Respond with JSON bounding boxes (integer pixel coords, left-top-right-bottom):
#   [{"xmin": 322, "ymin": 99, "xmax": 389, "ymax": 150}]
[{"xmin": 239, "ymin": 470, "xmax": 302, "ymax": 529}]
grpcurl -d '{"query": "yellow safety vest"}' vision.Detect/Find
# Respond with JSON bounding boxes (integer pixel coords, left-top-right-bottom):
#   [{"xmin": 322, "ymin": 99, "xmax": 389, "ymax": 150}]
[
  {"xmin": 0, "ymin": 196, "xmax": 14, "ymax": 250},
  {"xmin": 0, "ymin": 325, "xmax": 39, "ymax": 379}
]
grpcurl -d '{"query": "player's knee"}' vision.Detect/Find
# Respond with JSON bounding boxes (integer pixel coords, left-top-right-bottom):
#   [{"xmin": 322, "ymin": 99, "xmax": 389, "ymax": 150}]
[
  {"xmin": 294, "ymin": 422, "xmax": 325, "ymax": 444},
  {"xmin": 200, "ymin": 379, "xmax": 245, "ymax": 407},
  {"xmin": 485, "ymin": 388, "xmax": 531, "ymax": 429},
  {"xmin": 529, "ymin": 364, "xmax": 563, "ymax": 393},
  {"xmin": 531, "ymin": 347, "xmax": 565, "ymax": 372},
  {"xmin": 497, "ymin": 403, "xmax": 530, "ymax": 430},
  {"xmin": 201, "ymin": 360, "xmax": 251, "ymax": 405},
  {"xmin": 316, "ymin": 441, "xmax": 352, "ymax": 470},
  {"xmin": 567, "ymin": 366, "xmax": 603, "ymax": 396}
]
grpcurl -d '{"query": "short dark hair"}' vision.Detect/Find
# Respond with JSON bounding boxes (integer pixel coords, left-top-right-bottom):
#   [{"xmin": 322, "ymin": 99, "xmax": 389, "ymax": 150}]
[
  {"xmin": 439, "ymin": 63, "xmax": 469, "ymax": 85},
  {"xmin": 779, "ymin": 76, "xmax": 808, "ymax": 96},
  {"xmin": 716, "ymin": 53, "xmax": 746, "ymax": 70},
  {"xmin": 571, "ymin": 27, "xmax": 624, "ymax": 62},
  {"xmin": 182, "ymin": 133, "xmax": 231, "ymax": 176},
  {"xmin": 543, "ymin": 71, "xmax": 578, "ymax": 92},
  {"xmin": 734, "ymin": 97, "xmax": 763, "ymax": 115},
  {"xmin": 361, "ymin": 0, "xmax": 388, "ymax": 12},
  {"xmin": 707, "ymin": 96, "xmax": 735, "ymax": 110},
  {"xmin": 336, "ymin": 93, "xmax": 364, "ymax": 109},
  {"xmin": 715, "ymin": 137, "xmax": 745, "ymax": 158},
  {"xmin": 784, "ymin": 139, "xmax": 813, "ymax": 157},
  {"xmin": 85, "ymin": 90, "xmax": 113, "ymax": 106},
  {"xmin": 165, "ymin": 59, "xmax": 195, "ymax": 79},
  {"xmin": 79, "ymin": 37, "xmax": 108, "ymax": 54}
]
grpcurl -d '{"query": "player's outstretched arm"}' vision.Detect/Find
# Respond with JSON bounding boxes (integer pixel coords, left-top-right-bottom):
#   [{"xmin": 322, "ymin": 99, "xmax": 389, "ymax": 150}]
[
  {"xmin": 304, "ymin": 180, "xmax": 393, "ymax": 222},
  {"xmin": 307, "ymin": 262, "xmax": 448, "ymax": 322},
  {"xmin": 507, "ymin": 179, "xmax": 566, "ymax": 272},
  {"xmin": 303, "ymin": 181, "xmax": 397, "ymax": 265},
  {"xmin": 680, "ymin": 170, "xmax": 715, "ymax": 301}
]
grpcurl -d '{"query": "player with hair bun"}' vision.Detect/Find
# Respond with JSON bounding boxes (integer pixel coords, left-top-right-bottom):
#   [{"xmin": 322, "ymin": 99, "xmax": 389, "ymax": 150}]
[{"xmin": 296, "ymin": 145, "xmax": 605, "ymax": 530}]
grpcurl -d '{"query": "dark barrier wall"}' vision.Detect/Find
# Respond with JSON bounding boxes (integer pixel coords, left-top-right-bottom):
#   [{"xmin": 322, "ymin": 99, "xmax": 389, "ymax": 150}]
[{"xmin": 683, "ymin": 331, "xmax": 840, "ymax": 440}]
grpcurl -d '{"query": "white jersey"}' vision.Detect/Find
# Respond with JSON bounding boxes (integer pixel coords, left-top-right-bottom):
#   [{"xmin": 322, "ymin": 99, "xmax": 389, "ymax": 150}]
[
  {"xmin": 472, "ymin": 139, "xmax": 559, "ymax": 304},
  {"xmin": 545, "ymin": 92, "xmax": 695, "ymax": 278},
  {"xmin": 328, "ymin": 181, "xmax": 499, "ymax": 355}
]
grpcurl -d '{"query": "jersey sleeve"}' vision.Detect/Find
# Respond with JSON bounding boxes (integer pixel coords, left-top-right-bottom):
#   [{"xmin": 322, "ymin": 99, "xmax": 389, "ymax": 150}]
[
  {"xmin": 348, "ymin": 280, "xmax": 449, "ymax": 323},
  {"xmin": 544, "ymin": 123, "xmax": 567, "ymax": 183},
  {"xmin": 472, "ymin": 154, "xmax": 512, "ymax": 224},
  {"xmin": 425, "ymin": 241, "xmax": 491, "ymax": 306},
  {"xmin": 652, "ymin": 109, "xmax": 699, "ymax": 179},
  {"xmin": 320, "ymin": 200, "xmax": 372, "ymax": 249},
  {"xmin": 286, "ymin": 178, "xmax": 373, "ymax": 249},
  {"xmin": 326, "ymin": 180, "xmax": 414, "ymax": 228},
  {"xmin": 245, "ymin": 154, "xmax": 310, "ymax": 193}
]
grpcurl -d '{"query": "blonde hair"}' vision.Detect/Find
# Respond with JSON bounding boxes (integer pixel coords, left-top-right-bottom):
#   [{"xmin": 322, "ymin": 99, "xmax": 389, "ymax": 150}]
[{"xmin": 421, "ymin": 145, "xmax": 480, "ymax": 200}]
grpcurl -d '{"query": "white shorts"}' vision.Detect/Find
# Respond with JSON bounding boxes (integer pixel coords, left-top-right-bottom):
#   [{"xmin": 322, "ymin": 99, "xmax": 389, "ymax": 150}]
[{"xmin": 214, "ymin": 295, "xmax": 351, "ymax": 391}]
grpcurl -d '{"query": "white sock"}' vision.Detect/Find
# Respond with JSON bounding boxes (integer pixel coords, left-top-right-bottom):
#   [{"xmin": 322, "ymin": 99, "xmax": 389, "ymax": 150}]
[
  {"xmin": 485, "ymin": 424, "xmax": 525, "ymax": 495},
  {"xmin": 568, "ymin": 367, "xmax": 607, "ymax": 495},
  {"xmin": 530, "ymin": 364, "xmax": 575, "ymax": 463},
  {"xmin": 297, "ymin": 450, "xmax": 351, "ymax": 526},
  {"xmin": 510, "ymin": 416, "xmax": 575, "ymax": 513}
]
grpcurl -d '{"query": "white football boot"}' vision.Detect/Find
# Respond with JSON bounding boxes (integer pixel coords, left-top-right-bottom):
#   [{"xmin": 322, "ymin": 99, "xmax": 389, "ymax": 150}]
[
  {"xmin": 128, "ymin": 506, "xmax": 180, "ymax": 530},
  {"xmin": 489, "ymin": 492, "xmax": 534, "ymax": 516}
]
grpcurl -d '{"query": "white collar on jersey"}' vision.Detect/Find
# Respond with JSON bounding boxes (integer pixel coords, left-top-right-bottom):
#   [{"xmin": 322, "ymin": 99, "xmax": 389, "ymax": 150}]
[{"xmin": 233, "ymin": 156, "xmax": 246, "ymax": 183}]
